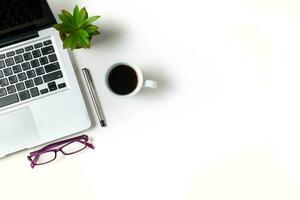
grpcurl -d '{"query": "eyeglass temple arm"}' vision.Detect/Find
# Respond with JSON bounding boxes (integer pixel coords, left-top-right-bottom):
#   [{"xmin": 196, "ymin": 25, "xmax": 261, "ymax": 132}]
[
  {"xmin": 27, "ymin": 154, "xmax": 39, "ymax": 168},
  {"xmin": 77, "ymin": 139, "xmax": 95, "ymax": 149},
  {"xmin": 86, "ymin": 142, "xmax": 95, "ymax": 149},
  {"xmin": 31, "ymin": 135, "xmax": 90, "ymax": 154}
]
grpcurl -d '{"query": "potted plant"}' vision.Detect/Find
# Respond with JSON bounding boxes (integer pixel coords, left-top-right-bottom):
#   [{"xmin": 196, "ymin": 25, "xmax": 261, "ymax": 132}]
[{"xmin": 53, "ymin": 5, "xmax": 100, "ymax": 50}]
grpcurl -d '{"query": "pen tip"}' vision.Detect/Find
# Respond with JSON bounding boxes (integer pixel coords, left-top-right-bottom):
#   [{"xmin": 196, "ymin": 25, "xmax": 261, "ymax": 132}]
[{"xmin": 100, "ymin": 120, "xmax": 106, "ymax": 127}]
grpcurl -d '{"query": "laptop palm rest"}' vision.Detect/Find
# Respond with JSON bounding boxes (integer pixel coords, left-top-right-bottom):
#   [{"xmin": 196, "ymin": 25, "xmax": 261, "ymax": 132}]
[{"xmin": 0, "ymin": 107, "xmax": 39, "ymax": 156}]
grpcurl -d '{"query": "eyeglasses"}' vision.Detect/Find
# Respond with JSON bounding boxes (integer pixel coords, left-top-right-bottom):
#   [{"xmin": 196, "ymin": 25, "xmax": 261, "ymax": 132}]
[{"xmin": 27, "ymin": 135, "xmax": 95, "ymax": 168}]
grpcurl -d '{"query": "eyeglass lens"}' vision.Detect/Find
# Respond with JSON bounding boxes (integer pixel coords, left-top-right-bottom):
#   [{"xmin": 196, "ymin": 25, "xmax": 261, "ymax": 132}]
[{"xmin": 61, "ymin": 140, "xmax": 87, "ymax": 155}]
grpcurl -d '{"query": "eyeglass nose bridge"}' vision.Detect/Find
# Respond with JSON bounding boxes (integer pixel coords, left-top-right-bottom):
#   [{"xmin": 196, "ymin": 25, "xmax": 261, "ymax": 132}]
[{"xmin": 56, "ymin": 148, "xmax": 67, "ymax": 155}]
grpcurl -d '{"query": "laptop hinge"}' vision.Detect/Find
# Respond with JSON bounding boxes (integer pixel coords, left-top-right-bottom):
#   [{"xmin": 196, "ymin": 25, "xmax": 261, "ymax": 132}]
[{"xmin": 0, "ymin": 31, "xmax": 39, "ymax": 49}]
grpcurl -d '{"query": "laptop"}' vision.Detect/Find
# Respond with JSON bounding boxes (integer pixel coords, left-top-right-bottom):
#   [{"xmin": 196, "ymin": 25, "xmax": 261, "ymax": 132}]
[{"xmin": 0, "ymin": 0, "xmax": 91, "ymax": 157}]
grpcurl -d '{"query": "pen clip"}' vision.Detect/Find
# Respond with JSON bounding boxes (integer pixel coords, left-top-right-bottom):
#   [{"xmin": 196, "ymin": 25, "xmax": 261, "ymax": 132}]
[
  {"xmin": 89, "ymin": 75, "xmax": 96, "ymax": 90},
  {"xmin": 83, "ymin": 68, "xmax": 96, "ymax": 90}
]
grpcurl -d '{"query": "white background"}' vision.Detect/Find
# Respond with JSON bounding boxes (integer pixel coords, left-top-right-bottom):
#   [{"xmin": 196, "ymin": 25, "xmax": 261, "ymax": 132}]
[{"xmin": 1, "ymin": 0, "xmax": 300, "ymax": 199}]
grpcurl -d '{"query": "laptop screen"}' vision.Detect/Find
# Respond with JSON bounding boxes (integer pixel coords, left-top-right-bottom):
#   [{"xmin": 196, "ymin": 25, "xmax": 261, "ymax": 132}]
[{"xmin": 0, "ymin": 0, "xmax": 56, "ymax": 38}]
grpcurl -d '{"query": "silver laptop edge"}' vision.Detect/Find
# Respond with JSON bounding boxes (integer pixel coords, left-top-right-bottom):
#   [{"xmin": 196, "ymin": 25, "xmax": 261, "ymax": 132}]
[{"xmin": 0, "ymin": 27, "xmax": 91, "ymax": 157}]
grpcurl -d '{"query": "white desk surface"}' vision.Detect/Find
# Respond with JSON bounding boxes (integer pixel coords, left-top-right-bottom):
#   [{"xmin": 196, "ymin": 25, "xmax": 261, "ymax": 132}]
[{"xmin": 2, "ymin": 0, "xmax": 300, "ymax": 199}]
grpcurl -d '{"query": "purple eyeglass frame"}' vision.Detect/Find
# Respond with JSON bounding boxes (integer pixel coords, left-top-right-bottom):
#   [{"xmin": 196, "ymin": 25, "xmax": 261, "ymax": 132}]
[{"xmin": 27, "ymin": 134, "xmax": 95, "ymax": 168}]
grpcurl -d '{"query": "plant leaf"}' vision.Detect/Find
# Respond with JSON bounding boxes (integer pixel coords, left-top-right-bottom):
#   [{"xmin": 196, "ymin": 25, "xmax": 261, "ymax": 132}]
[
  {"xmin": 73, "ymin": 5, "xmax": 81, "ymax": 27},
  {"xmin": 85, "ymin": 25, "xmax": 100, "ymax": 35},
  {"xmin": 53, "ymin": 23, "xmax": 74, "ymax": 33},
  {"xmin": 63, "ymin": 34, "xmax": 77, "ymax": 50},
  {"xmin": 53, "ymin": 23, "xmax": 61, "ymax": 30},
  {"xmin": 63, "ymin": 29, "xmax": 90, "ymax": 50},
  {"xmin": 83, "ymin": 16, "xmax": 100, "ymax": 27},
  {"xmin": 91, "ymin": 31, "xmax": 100, "ymax": 36},
  {"xmin": 59, "ymin": 10, "xmax": 73, "ymax": 26},
  {"xmin": 79, "ymin": 7, "xmax": 88, "ymax": 22},
  {"xmin": 77, "ymin": 29, "xmax": 90, "ymax": 48}
]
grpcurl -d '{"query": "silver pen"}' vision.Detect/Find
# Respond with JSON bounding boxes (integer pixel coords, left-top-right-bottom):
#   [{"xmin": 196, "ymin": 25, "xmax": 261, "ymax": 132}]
[{"xmin": 82, "ymin": 68, "xmax": 106, "ymax": 127}]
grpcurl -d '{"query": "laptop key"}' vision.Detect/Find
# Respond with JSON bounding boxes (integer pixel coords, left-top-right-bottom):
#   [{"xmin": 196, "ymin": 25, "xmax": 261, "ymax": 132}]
[
  {"xmin": 23, "ymin": 52, "xmax": 32, "ymax": 61},
  {"xmin": 8, "ymin": 75, "xmax": 18, "ymax": 84},
  {"xmin": 48, "ymin": 81, "xmax": 57, "ymax": 91},
  {"xmin": 7, "ymin": 85, "xmax": 16, "ymax": 94},
  {"xmin": 43, "ymin": 70, "xmax": 63, "ymax": 83},
  {"xmin": 25, "ymin": 46, "xmax": 33, "ymax": 51},
  {"xmin": 40, "ymin": 88, "xmax": 49, "ymax": 94},
  {"xmin": 5, "ymin": 58, "xmax": 14, "ymax": 66},
  {"xmin": 0, "ymin": 93, "xmax": 19, "ymax": 108},
  {"xmin": 39, "ymin": 56, "xmax": 49, "ymax": 65},
  {"xmin": 16, "ymin": 82, "xmax": 25, "ymax": 91},
  {"xmin": 30, "ymin": 59, "xmax": 40, "ymax": 68},
  {"xmin": 30, "ymin": 87, "xmax": 39, "ymax": 97},
  {"xmin": 14, "ymin": 55, "xmax": 23, "ymax": 64},
  {"xmin": 17, "ymin": 72, "xmax": 27, "ymax": 81},
  {"xmin": 0, "ymin": 78, "xmax": 8, "ymax": 87},
  {"xmin": 0, "ymin": 60, "xmax": 5, "ymax": 69},
  {"xmin": 43, "ymin": 40, "xmax": 52, "ymax": 46},
  {"xmin": 15, "ymin": 48, "xmax": 24, "ymax": 54},
  {"xmin": 3, "ymin": 68, "xmax": 13, "ymax": 76},
  {"xmin": 21, "ymin": 62, "xmax": 31, "ymax": 71},
  {"xmin": 34, "ymin": 77, "xmax": 43, "ymax": 85},
  {"xmin": 6, "ymin": 51, "xmax": 15, "ymax": 57},
  {"xmin": 0, "ymin": 88, "xmax": 7, "ymax": 97},
  {"xmin": 41, "ymin": 46, "xmax": 54, "ymax": 55},
  {"xmin": 25, "ymin": 80, "xmax": 34, "ymax": 88},
  {"xmin": 26, "ymin": 70, "xmax": 36, "ymax": 78},
  {"xmin": 19, "ymin": 90, "xmax": 30, "ymax": 101},
  {"xmin": 34, "ymin": 43, "xmax": 42, "ymax": 49},
  {"xmin": 36, "ymin": 67, "xmax": 45, "ymax": 75},
  {"xmin": 45, "ymin": 62, "xmax": 60, "ymax": 73},
  {"xmin": 58, "ymin": 83, "xmax": 66, "ymax": 89},
  {"xmin": 12, "ymin": 65, "xmax": 22, "ymax": 73},
  {"xmin": 0, "ymin": 70, "xmax": 3, "ymax": 78},
  {"xmin": 32, "ymin": 49, "xmax": 41, "ymax": 58},
  {"xmin": 48, "ymin": 54, "xmax": 57, "ymax": 62},
  {"xmin": 0, "ymin": 54, "xmax": 5, "ymax": 59}
]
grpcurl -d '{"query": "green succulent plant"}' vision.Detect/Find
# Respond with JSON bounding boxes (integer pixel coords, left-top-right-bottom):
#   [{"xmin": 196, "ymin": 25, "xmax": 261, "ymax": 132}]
[{"xmin": 53, "ymin": 5, "xmax": 100, "ymax": 50}]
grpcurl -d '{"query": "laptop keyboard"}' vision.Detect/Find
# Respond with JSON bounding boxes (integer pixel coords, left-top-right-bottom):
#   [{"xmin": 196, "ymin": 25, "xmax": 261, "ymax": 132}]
[{"xmin": 0, "ymin": 39, "xmax": 67, "ymax": 109}]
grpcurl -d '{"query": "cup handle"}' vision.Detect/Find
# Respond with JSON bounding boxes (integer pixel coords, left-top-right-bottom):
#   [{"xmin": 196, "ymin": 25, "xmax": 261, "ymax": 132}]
[{"xmin": 143, "ymin": 80, "xmax": 157, "ymax": 89}]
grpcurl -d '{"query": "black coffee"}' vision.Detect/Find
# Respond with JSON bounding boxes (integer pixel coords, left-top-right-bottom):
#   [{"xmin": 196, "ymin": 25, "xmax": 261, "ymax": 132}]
[{"xmin": 108, "ymin": 65, "xmax": 138, "ymax": 95}]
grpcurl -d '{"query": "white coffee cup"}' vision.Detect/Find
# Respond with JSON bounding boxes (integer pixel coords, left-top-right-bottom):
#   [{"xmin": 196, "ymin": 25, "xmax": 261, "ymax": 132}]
[{"xmin": 105, "ymin": 61, "xmax": 157, "ymax": 97}]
